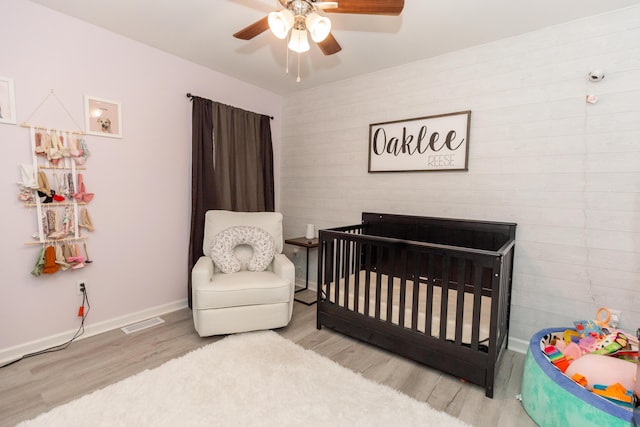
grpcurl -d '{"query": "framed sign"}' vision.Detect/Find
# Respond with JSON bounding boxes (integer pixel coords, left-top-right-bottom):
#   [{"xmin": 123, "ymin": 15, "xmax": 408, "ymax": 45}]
[
  {"xmin": 368, "ymin": 110, "xmax": 470, "ymax": 172},
  {"xmin": 0, "ymin": 76, "xmax": 16, "ymax": 125},
  {"xmin": 84, "ymin": 95, "xmax": 122, "ymax": 138}
]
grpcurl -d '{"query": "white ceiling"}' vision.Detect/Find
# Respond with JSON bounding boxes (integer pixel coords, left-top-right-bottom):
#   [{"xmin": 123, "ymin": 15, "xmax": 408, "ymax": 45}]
[{"xmin": 28, "ymin": 0, "xmax": 639, "ymax": 95}]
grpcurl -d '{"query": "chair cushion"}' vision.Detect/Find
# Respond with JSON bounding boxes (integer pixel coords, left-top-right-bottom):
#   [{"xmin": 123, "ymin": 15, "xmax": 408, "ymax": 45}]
[
  {"xmin": 194, "ymin": 271, "xmax": 291, "ymax": 310},
  {"xmin": 210, "ymin": 226, "xmax": 275, "ymax": 273}
]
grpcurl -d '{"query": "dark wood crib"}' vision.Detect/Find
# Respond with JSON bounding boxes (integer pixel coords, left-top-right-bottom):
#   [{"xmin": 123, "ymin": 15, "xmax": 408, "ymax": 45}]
[{"xmin": 316, "ymin": 212, "xmax": 517, "ymax": 398}]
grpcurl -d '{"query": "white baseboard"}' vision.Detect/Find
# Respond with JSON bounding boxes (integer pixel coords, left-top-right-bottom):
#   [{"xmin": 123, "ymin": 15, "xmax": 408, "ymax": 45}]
[
  {"xmin": 0, "ymin": 299, "xmax": 188, "ymax": 366},
  {"xmin": 508, "ymin": 336, "xmax": 529, "ymax": 354}
]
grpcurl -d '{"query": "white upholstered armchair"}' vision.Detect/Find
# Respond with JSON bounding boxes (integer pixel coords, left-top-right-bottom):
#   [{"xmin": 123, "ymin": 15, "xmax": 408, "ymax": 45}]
[{"xmin": 191, "ymin": 210, "xmax": 295, "ymax": 337}]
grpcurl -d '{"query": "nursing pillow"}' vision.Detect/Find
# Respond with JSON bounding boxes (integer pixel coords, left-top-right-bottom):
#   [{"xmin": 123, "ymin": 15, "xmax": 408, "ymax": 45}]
[{"xmin": 210, "ymin": 226, "xmax": 276, "ymax": 274}]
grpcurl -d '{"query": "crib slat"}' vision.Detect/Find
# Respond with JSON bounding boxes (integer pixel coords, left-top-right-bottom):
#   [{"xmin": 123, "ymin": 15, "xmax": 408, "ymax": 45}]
[
  {"xmin": 350, "ymin": 233, "xmax": 358, "ymax": 273},
  {"xmin": 439, "ymin": 255, "xmax": 450, "ymax": 341},
  {"xmin": 471, "ymin": 264, "xmax": 483, "ymax": 351},
  {"xmin": 374, "ymin": 244, "xmax": 383, "ymax": 320},
  {"xmin": 364, "ymin": 243, "xmax": 372, "ymax": 317},
  {"xmin": 318, "ymin": 240, "xmax": 325, "ymax": 302},
  {"xmin": 398, "ymin": 249, "xmax": 408, "ymax": 329},
  {"xmin": 336, "ymin": 239, "xmax": 347, "ymax": 307},
  {"xmin": 386, "ymin": 247, "xmax": 395, "ymax": 323},
  {"xmin": 353, "ymin": 240, "xmax": 361, "ymax": 314},
  {"xmin": 411, "ymin": 251, "xmax": 421, "ymax": 331},
  {"xmin": 454, "ymin": 257, "xmax": 467, "ymax": 345},
  {"xmin": 343, "ymin": 238, "xmax": 351, "ymax": 309},
  {"xmin": 324, "ymin": 239, "xmax": 334, "ymax": 303},
  {"xmin": 331, "ymin": 240, "xmax": 337, "ymax": 300},
  {"xmin": 425, "ymin": 253, "xmax": 435, "ymax": 337},
  {"xmin": 333, "ymin": 240, "xmax": 344, "ymax": 306}
]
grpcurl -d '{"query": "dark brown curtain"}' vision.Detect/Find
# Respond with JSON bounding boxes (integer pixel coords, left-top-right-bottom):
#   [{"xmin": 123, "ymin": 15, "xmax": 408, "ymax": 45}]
[
  {"xmin": 187, "ymin": 96, "xmax": 275, "ymax": 307},
  {"xmin": 211, "ymin": 102, "xmax": 275, "ymax": 212}
]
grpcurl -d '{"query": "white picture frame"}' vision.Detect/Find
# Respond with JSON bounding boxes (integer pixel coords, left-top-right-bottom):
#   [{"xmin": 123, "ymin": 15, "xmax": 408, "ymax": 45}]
[
  {"xmin": 0, "ymin": 76, "xmax": 17, "ymax": 125},
  {"xmin": 368, "ymin": 110, "xmax": 471, "ymax": 173},
  {"xmin": 84, "ymin": 95, "xmax": 122, "ymax": 138}
]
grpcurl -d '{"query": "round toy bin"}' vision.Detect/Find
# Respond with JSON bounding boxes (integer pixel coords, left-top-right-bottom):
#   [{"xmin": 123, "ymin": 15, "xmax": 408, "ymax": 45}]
[{"xmin": 521, "ymin": 328, "xmax": 633, "ymax": 427}]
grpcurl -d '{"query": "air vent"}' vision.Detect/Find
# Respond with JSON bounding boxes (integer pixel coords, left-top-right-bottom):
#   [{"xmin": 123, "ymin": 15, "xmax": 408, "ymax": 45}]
[{"xmin": 120, "ymin": 317, "xmax": 165, "ymax": 334}]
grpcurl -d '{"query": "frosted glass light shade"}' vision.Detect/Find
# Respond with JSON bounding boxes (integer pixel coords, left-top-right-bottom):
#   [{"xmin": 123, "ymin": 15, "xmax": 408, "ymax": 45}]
[
  {"xmin": 306, "ymin": 12, "xmax": 331, "ymax": 42},
  {"xmin": 268, "ymin": 9, "xmax": 294, "ymax": 39},
  {"xmin": 288, "ymin": 29, "xmax": 310, "ymax": 53}
]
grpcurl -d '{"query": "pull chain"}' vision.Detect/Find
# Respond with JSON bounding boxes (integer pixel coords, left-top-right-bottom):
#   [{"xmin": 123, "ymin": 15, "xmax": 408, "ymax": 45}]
[{"xmin": 285, "ymin": 35, "xmax": 290, "ymax": 75}]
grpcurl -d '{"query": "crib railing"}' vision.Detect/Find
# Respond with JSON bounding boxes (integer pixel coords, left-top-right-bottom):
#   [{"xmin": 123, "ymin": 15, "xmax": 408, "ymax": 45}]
[{"xmin": 320, "ymin": 225, "xmax": 508, "ymax": 348}]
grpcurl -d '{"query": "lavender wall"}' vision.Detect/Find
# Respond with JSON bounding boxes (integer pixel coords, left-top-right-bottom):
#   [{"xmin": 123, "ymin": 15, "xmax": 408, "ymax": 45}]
[{"xmin": 0, "ymin": 0, "xmax": 282, "ymax": 358}]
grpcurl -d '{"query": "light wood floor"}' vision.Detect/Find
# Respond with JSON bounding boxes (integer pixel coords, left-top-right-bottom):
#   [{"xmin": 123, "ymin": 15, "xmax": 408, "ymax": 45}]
[{"xmin": 0, "ymin": 300, "xmax": 536, "ymax": 427}]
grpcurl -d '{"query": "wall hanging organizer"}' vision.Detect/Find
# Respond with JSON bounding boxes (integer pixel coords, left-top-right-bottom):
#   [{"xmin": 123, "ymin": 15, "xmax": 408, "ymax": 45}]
[{"xmin": 18, "ymin": 90, "xmax": 96, "ymax": 276}]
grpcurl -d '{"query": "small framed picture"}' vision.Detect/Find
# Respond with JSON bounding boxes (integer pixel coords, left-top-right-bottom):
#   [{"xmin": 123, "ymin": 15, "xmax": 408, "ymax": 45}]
[
  {"xmin": 0, "ymin": 76, "xmax": 17, "ymax": 125},
  {"xmin": 84, "ymin": 95, "xmax": 122, "ymax": 138}
]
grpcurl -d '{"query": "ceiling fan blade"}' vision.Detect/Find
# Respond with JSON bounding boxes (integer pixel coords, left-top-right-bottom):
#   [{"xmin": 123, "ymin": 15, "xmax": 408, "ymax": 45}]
[
  {"xmin": 233, "ymin": 16, "xmax": 270, "ymax": 40},
  {"xmin": 313, "ymin": 1, "xmax": 339, "ymax": 10},
  {"xmin": 317, "ymin": 32, "xmax": 342, "ymax": 55},
  {"xmin": 323, "ymin": 0, "xmax": 404, "ymax": 15}
]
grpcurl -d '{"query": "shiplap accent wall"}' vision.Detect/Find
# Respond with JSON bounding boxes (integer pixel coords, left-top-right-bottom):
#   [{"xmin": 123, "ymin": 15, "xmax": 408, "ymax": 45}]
[{"xmin": 280, "ymin": 6, "xmax": 640, "ymax": 348}]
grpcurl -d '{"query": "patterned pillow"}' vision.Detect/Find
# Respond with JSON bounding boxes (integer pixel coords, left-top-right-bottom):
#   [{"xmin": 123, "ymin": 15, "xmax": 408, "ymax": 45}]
[{"xmin": 210, "ymin": 226, "xmax": 276, "ymax": 273}]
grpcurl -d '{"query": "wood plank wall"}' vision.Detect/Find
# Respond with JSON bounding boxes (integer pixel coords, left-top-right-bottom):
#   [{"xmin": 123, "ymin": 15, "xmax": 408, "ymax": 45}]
[{"xmin": 280, "ymin": 6, "xmax": 640, "ymax": 348}]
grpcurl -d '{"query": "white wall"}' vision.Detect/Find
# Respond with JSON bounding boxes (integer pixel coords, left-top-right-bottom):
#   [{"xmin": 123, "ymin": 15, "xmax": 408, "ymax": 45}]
[
  {"xmin": 280, "ymin": 6, "xmax": 640, "ymax": 348},
  {"xmin": 0, "ymin": 0, "xmax": 282, "ymax": 357}
]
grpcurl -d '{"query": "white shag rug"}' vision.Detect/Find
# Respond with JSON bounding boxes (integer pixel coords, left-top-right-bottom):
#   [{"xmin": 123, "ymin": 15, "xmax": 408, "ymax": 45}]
[{"xmin": 19, "ymin": 331, "xmax": 470, "ymax": 427}]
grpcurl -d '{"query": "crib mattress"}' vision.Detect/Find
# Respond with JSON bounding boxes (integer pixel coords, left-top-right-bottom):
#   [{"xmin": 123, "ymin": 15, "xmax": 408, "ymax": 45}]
[{"xmin": 322, "ymin": 271, "xmax": 492, "ymax": 345}]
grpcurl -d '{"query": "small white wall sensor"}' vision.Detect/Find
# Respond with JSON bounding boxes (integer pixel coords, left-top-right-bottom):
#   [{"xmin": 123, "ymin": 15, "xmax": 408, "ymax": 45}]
[{"xmin": 586, "ymin": 69, "xmax": 605, "ymax": 82}]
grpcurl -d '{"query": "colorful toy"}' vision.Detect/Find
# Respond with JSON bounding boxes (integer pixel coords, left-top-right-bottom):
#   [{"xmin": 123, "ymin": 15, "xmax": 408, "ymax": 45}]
[
  {"xmin": 563, "ymin": 329, "xmax": 581, "ymax": 344},
  {"xmin": 591, "ymin": 383, "xmax": 634, "ymax": 408},
  {"xmin": 578, "ymin": 335, "xmax": 598, "ymax": 353},
  {"xmin": 555, "ymin": 340, "xmax": 582, "ymax": 361},
  {"xmin": 543, "ymin": 345, "xmax": 571, "ymax": 372},
  {"xmin": 593, "ymin": 332, "xmax": 628, "ymax": 355},
  {"xmin": 571, "ymin": 373, "xmax": 588, "ymax": 387},
  {"xmin": 594, "ymin": 307, "xmax": 612, "ymax": 329},
  {"xmin": 574, "ymin": 319, "xmax": 602, "ymax": 339}
]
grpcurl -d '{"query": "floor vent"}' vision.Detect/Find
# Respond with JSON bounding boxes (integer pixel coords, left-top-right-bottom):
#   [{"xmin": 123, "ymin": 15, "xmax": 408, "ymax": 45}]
[{"xmin": 121, "ymin": 317, "xmax": 165, "ymax": 334}]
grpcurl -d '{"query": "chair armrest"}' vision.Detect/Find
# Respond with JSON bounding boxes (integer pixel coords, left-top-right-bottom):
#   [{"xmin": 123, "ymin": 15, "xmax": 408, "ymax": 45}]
[
  {"xmin": 272, "ymin": 253, "xmax": 295, "ymax": 291},
  {"xmin": 192, "ymin": 256, "xmax": 214, "ymax": 286}
]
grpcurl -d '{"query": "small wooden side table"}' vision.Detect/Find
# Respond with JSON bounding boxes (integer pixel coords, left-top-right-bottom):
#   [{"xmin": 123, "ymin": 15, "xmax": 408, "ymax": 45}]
[{"xmin": 284, "ymin": 237, "xmax": 318, "ymax": 305}]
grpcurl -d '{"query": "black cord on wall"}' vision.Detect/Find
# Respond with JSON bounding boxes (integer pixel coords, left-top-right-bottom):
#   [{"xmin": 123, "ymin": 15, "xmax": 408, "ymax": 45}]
[{"xmin": 0, "ymin": 287, "xmax": 91, "ymax": 369}]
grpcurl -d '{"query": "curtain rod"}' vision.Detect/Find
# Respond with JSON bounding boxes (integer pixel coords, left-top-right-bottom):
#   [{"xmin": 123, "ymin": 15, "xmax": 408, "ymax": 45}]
[{"xmin": 186, "ymin": 93, "xmax": 274, "ymax": 120}]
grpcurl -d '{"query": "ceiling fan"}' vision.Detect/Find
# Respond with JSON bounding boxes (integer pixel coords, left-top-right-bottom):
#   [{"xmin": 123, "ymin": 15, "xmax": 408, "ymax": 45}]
[{"xmin": 233, "ymin": 0, "xmax": 405, "ymax": 56}]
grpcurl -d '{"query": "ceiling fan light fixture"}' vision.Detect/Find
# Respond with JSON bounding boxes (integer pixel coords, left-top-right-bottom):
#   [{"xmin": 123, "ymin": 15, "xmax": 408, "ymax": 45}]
[
  {"xmin": 268, "ymin": 9, "xmax": 294, "ymax": 39},
  {"xmin": 288, "ymin": 28, "xmax": 310, "ymax": 53},
  {"xmin": 305, "ymin": 12, "xmax": 331, "ymax": 43}
]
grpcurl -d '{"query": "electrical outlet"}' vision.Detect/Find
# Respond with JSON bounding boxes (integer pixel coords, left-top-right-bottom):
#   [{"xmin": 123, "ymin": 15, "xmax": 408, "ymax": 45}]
[
  {"xmin": 608, "ymin": 308, "xmax": 621, "ymax": 327},
  {"xmin": 76, "ymin": 280, "xmax": 86, "ymax": 296}
]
